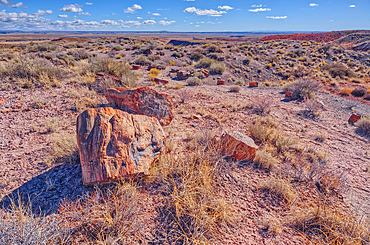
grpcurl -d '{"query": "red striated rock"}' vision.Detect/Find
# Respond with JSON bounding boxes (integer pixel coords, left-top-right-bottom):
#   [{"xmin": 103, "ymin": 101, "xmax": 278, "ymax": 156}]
[
  {"xmin": 220, "ymin": 131, "xmax": 258, "ymax": 161},
  {"xmin": 96, "ymin": 72, "xmax": 122, "ymax": 83},
  {"xmin": 132, "ymin": 65, "xmax": 141, "ymax": 70},
  {"xmin": 285, "ymin": 91, "xmax": 293, "ymax": 100},
  {"xmin": 177, "ymin": 70, "xmax": 191, "ymax": 80},
  {"xmin": 105, "ymin": 87, "xmax": 174, "ymax": 126},
  {"xmin": 200, "ymin": 69, "xmax": 210, "ymax": 78},
  {"xmin": 154, "ymin": 78, "xmax": 169, "ymax": 85},
  {"xmin": 77, "ymin": 107, "xmax": 165, "ymax": 185},
  {"xmin": 217, "ymin": 80, "xmax": 225, "ymax": 85},
  {"xmin": 249, "ymin": 82, "xmax": 258, "ymax": 87},
  {"xmin": 0, "ymin": 96, "xmax": 5, "ymax": 105},
  {"xmin": 348, "ymin": 114, "xmax": 361, "ymax": 124}
]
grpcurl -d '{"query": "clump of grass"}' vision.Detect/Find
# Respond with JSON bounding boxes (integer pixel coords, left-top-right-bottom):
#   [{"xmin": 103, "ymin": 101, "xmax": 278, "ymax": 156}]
[
  {"xmin": 186, "ymin": 76, "xmax": 202, "ymax": 86},
  {"xmin": 257, "ymin": 177, "xmax": 296, "ymax": 204},
  {"xmin": 229, "ymin": 85, "xmax": 241, "ymax": 93},
  {"xmin": 303, "ymin": 99, "xmax": 322, "ymax": 119},
  {"xmin": 31, "ymin": 96, "xmax": 50, "ymax": 109},
  {"xmin": 148, "ymin": 68, "xmax": 160, "ymax": 81},
  {"xmin": 45, "ymin": 132, "xmax": 79, "ymax": 167},
  {"xmin": 283, "ymin": 78, "xmax": 320, "ymax": 101},
  {"xmin": 314, "ymin": 132, "xmax": 327, "ymax": 142},
  {"xmin": 254, "ymin": 148, "xmax": 278, "ymax": 170},
  {"xmin": 149, "ymin": 131, "xmax": 235, "ymax": 244},
  {"xmin": 210, "ymin": 62, "xmax": 226, "ymax": 74},
  {"xmin": 351, "ymin": 87, "xmax": 367, "ymax": 97},
  {"xmin": 321, "ymin": 63, "xmax": 357, "ymax": 79},
  {"xmin": 81, "ymin": 57, "xmax": 137, "ymax": 87},
  {"xmin": 0, "ymin": 57, "xmax": 68, "ymax": 89},
  {"xmin": 355, "ymin": 117, "xmax": 370, "ymax": 136},
  {"xmin": 0, "ymin": 196, "xmax": 69, "ymax": 244},
  {"xmin": 58, "ymin": 182, "xmax": 139, "ymax": 244},
  {"xmin": 234, "ymin": 77, "xmax": 245, "ymax": 86},
  {"xmin": 195, "ymin": 58, "xmax": 214, "ymax": 68},
  {"xmin": 251, "ymin": 97, "xmax": 272, "ymax": 116}
]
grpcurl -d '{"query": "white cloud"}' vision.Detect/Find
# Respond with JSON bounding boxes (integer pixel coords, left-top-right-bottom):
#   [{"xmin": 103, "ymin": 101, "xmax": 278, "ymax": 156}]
[
  {"xmin": 310, "ymin": 3, "xmax": 318, "ymax": 7},
  {"xmin": 163, "ymin": 17, "xmax": 167, "ymax": 19},
  {"xmin": 58, "ymin": 14, "xmax": 68, "ymax": 18},
  {"xmin": 152, "ymin": 13, "xmax": 160, "ymax": 16},
  {"xmin": 36, "ymin": 9, "xmax": 52, "ymax": 16},
  {"xmin": 124, "ymin": 4, "xmax": 142, "ymax": 14},
  {"xmin": 142, "ymin": 20, "xmax": 155, "ymax": 25},
  {"xmin": 137, "ymin": 16, "xmax": 142, "ymax": 19},
  {"xmin": 0, "ymin": 0, "xmax": 23, "ymax": 8},
  {"xmin": 218, "ymin": 6, "xmax": 233, "ymax": 10},
  {"xmin": 60, "ymin": 4, "xmax": 83, "ymax": 13},
  {"xmin": 195, "ymin": 25, "xmax": 199, "ymax": 27},
  {"xmin": 119, "ymin": 20, "xmax": 141, "ymax": 26},
  {"xmin": 266, "ymin": 16, "xmax": 287, "ymax": 19},
  {"xmin": 248, "ymin": 7, "xmax": 271, "ymax": 12},
  {"xmin": 101, "ymin": 20, "xmax": 119, "ymax": 25},
  {"xmin": 252, "ymin": 4, "xmax": 262, "ymax": 7},
  {"xmin": 349, "ymin": 4, "xmax": 356, "ymax": 7},
  {"xmin": 85, "ymin": 2, "xmax": 92, "ymax": 5},
  {"xmin": 78, "ymin": 12, "xmax": 90, "ymax": 16},
  {"xmin": 184, "ymin": 7, "xmax": 226, "ymax": 16},
  {"xmin": 159, "ymin": 20, "xmax": 175, "ymax": 25}
]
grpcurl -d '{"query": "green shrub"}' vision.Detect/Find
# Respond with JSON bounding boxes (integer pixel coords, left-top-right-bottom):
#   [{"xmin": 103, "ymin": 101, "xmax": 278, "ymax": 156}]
[
  {"xmin": 210, "ymin": 62, "xmax": 226, "ymax": 74},
  {"xmin": 321, "ymin": 63, "xmax": 357, "ymax": 78},
  {"xmin": 195, "ymin": 58, "xmax": 214, "ymax": 68},
  {"xmin": 186, "ymin": 77, "xmax": 202, "ymax": 86},
  {"xmin": 235, "ymin": 77, "xmax": 245, "ymax": 86},
  {"xmin": 283, "ymin": 78, "xmax": 320, "ymax": 100},
  {"xmin": 134, "ymin": 55, "xmax": 152, "ymax": 66},
  {"xmin": 356, "ymin": 117, "xmax": 370, "ymax": 136}
]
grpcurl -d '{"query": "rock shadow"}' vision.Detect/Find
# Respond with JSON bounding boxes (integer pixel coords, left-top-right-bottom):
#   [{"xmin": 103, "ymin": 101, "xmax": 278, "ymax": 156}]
[{"xmin": 0, "ymin": 162, "xmax": 94, "ymax": 215}]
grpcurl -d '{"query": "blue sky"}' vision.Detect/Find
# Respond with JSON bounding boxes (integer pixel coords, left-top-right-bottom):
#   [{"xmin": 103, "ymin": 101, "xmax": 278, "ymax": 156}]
[{"xmin": 0, "ymin": 0, "xmax": 369, "ymax": 31}]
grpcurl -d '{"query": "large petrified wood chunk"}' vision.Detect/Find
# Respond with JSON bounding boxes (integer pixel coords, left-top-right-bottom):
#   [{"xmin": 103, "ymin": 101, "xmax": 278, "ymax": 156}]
[
  {"xmin": 105, "ymin": 87, "xmax": 174, "ymax": 126},
  {"xmin": 77, "ymin": 107, "xmax": 165, "ymax": 185}
]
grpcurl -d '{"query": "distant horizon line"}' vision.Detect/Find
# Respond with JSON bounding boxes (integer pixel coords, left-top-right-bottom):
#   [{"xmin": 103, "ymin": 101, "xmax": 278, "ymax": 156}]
[{"xmin": 0, "ymin": 29, "xmax": 368, "ymax": 35}]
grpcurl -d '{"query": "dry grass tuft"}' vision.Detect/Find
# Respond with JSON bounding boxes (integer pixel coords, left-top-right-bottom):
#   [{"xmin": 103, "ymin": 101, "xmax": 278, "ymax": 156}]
[
  {"xmin": 58, "ymin": 182, "xmax": 139, "ymax": 244},
  {"xmin": 0, "ymin": 196, "xmax": 69, "ymax": 244},
  {"xmin": 149, "ymin": 131, "xmax": 235, "ymax": 244},
  {"xmin": 284, "ymin": 78, "xmax": 320, "ymax": 100},
  {"xmin": 355, "ymin": 117, "xmax": 370, "ymax": 136},
  {"xmin": 45, "ymin": 132, "xmax": 79, "ymax": 167}
]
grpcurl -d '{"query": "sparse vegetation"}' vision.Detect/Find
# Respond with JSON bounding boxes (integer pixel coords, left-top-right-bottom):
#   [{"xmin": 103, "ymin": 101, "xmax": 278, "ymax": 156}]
[
  {"xmin": 355, "ymin": 117, "xmax": 370, "ymax": 136},
  {"xmin": 284, "ymin": 78, "xmax": 320, "ymax": 100},
  {"xmin": 186, "ymin": 76, "xmax": 202, "ymax": 86}
]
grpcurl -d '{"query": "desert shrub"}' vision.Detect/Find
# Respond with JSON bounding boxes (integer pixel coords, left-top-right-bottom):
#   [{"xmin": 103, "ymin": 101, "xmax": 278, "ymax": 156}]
[
  {"xmin": 112, "ymin": 45, "xmax": 123, "ymax": 51},
  {"xmin": 28, "ymin": 42, "xmax": 60, "ymax": 52},
  {"xmin": 355, "ymin": 117, "xmax": 370, "ymax": 136},
  {"xmin": 321, "ymin": 63, "xmax": 357, "ymax": 78},
  {"xmin": 154, "ymin": 60, "xmax": 166, "ymax": 70},
  {"xmin": 208, "ymin": 45, "xmax": 223, "ymax": 53},
  {"xmin": 251, "ymin": 97, "xmax": 272, "ymax": 116},
  {"xmin": 195, "ymin": 58, "xmax": 214, "ymax": 68},
  {"xmin": 0, "ymin": 198, "xmax": 69, "ymax": 244},
  {"xmin": 148, "ymin": 55, "xmax": 160, "ymax": 62},
  {"xmin": 234, "ymin": 77, "xmax": 245, "ymax": 86},
  {"xmin": 148, "ymin": 68, "xmax": 160, "ymax": 81},
  {"xmin": 242, "ymin": 58, "xmax": 250, "ymax": 65},
  {"xmin": 302, "ymin": 99, "xmax": 322, "ymax": 119},
  {"xmin": 172, "ymin": 51, "xmax": 184, "ymax": 58},
  {"xmin": 56, "ymin": 52, "xmax": 75, "ymax": 66},
  {"xmin": 351, "ymin": 87, "xmax": 367, "ymax": 97},
  {"xmin": 81, "ymin": 57, "xmax": 137, "ymax": 87},
  {"xmin": 210, "ymin": 62, "xmax": 226, "ymax": 74},
  {"xmin": 193, "ymin": 71, "xmax": 205, "ymax": 79},
  {"xmin": 189, "ymin": 49, "xmax": 203, "ymax": 61},
  {"xmin": 229, "ymin": 85, "xmax": 241, "ymax": 93},
  {"xmin": 59, "ymin": 182, "xmax": 139, "ymax": 244},
  {"xmin": 0, "ymin": 57, "xmax": 67, "ymax": 89},
  {"xmin": 283, "ymin": 78, "xmax": 320, "ymax": 100},
  {"xmin": 186, "ymin": 77, "xmax": 202, "ymax": 86},
  {"xmin": 134, "ymin": 55, "xmax": 152, "ymax": 66}
]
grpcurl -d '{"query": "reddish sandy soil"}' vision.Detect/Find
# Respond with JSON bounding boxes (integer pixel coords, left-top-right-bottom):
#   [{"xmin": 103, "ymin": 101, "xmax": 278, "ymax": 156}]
[{"xmin": 1, "ymin": 77, "xmax": 370, "ymax": 243}]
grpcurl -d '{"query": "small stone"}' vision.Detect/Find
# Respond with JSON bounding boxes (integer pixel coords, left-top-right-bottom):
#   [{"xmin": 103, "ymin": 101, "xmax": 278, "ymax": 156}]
[{"xmin": 219, "ymin": 131, "xmax": 258, "ymax": 161}]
